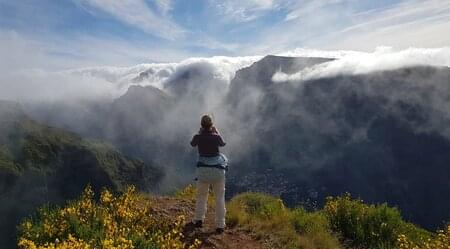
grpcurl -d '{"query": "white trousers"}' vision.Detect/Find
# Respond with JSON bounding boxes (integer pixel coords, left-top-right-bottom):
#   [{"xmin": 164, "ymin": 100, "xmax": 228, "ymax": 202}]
[{"xmin": 194, "ymin": 168, "xmax": 226, "ymax": 229}]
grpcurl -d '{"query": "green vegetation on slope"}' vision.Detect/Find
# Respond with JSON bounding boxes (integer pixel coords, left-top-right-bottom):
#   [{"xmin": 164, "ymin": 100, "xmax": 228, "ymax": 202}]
[
  {"xmin": 324, "ymin": 194, "xmax": 431, "ymax": 248},
  {"xmin": 17, "ymin": 185, "xmax": 450, "ymax": 249},
  {"xmin": 226, "ymin": 192, "xmax": 341, "ymax": 249},
  {"xmin": 226, "ymin": 192, "xmax": 448, "ymax": 249},
  {"xmin": 0, "ymin": 103, "xmax": 162, "ymax": 193},
  {"xmin": 18, "ymin": 186, "xmax": 201, "ymax": 249},
  {"xmin": 0, "ymin": 101, "xmax": 163, "ymax": 248}
]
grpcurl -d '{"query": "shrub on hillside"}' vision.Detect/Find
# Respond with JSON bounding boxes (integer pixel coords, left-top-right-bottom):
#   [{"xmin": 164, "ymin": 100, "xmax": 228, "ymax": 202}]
[
  {"xmin": 397, "ymin": 225, "xmax": 450, "ymax": 249},
  {"xmin": 17, "ymin": 186, "xmax": 201, "ymax": 249},
  {"xmin": 324, "ymin": 194, "xmax": 431, "ymax": 249},
  {"xmin": 227, "ymin": 192, "xmax": 341, "ymax": 249}
]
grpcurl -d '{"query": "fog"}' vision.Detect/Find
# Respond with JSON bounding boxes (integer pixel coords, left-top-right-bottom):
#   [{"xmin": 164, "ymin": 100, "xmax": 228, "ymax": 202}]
[
  {"xmin": 3, "ymin": 47, "xmax": 450, "ymax": 187},
  {"xmin": 273, "ymin": 47, "xmax": 450, "ymax": 82},
  {"xmin": 0, "ymin": 54, "xmax": 260, "ymax": 102},
  {"xmin": 3, "ymin": 46, "xmax": 449, "ymax": 103},
  {"xmin": 2, "ymin": 47, "xmax": 450, "ymax": 231}
]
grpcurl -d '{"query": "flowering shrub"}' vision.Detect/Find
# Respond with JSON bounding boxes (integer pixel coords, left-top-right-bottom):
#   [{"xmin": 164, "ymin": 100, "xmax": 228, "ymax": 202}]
[
  {"xmin": 17, "ymin": 186, "xmax": 201, "ymax": 249},
  {"xmin": 324, "ymin": 194, "xmax": 431, "ymax": 249},
  {"xmin": 397, "ymin": 225, "xmax": 450, "ymax": 249}
]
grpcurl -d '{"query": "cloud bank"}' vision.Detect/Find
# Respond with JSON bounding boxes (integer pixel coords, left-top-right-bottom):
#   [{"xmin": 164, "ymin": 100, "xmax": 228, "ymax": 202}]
[
  {"xmin": 273, "ymin": 47, "xmax": 450, "ymax": 82},
  {"xmin": 0, "ymin": 42, "xmax": 260, "ymax": 101},
  {"xmin": 2, "ymin": 44, "xmax": 450, "ymax": 103}
]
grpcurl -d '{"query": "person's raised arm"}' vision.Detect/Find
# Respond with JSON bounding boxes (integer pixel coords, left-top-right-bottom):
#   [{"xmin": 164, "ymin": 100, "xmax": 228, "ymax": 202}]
[
  {"xmin": 190, "ymin": 134, "xmax": 198, "ymax": 147},
  {"xmin": 217, "ymin": 135, "xmax": 226, "ymax": 147}
]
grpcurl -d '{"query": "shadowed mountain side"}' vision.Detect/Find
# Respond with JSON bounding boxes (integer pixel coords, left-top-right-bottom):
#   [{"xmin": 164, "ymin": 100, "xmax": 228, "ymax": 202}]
[
  {"xmin": 225, "ymin": 65, "xmax": 450, "ymax": 230},
  {"xmin": 163, "ymin": 62, "xmax": 227, "ymax": 100},
  {"xmin": 24, "ymin": 84, "xmax": 201, "ymax": 192},
  {"xmin": 102, "ymin": 85, "xmax": 197, "ymax": 190},
  {"xmin": 227, "ymin": 55, "xmax": 333, "ymax": 110},
  {"xmin": 103, "ymin": 85, "xmax": 174, "ymax": 156},
  {"xmin": 0, "ymin": 101, "xmax": 163, "ymax": 248}
]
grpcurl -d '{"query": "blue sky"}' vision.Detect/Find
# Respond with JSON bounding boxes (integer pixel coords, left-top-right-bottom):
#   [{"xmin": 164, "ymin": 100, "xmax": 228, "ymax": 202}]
[{"xmin": 1, "ymin": 0, "xmax": 450, "ymax": 69}]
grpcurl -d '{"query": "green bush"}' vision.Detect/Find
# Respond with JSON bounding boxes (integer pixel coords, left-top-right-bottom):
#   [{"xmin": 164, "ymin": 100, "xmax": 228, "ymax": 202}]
[
  {"xmin": 234, "ymin": 192, "xmax": 286, "ymax": 219},
  {"xmin": 290, "ymin": 208, "xmax": 330, "ymax": 234},
  {"xmin": 227, "ymin": 192, "xmax": 341, "ymax": 249},
  {"xmin": 324, "ymin": 194, "xmax": 431, "ymax": 249},
  {"xmin": 290, "ymin": 208, "xmax": 341, "ymax": 249}
]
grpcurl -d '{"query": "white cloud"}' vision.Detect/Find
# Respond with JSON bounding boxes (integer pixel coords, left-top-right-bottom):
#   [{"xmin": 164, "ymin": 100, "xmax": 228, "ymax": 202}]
[
  {"xmin": 277, "ymin": 47, "xmax": 365, "ymax": 58},
  {"xmin": 0, "ymin": 30, "xmax": 194, "ymax": 71},
  {"xmin": 1, "ymin": 70, "xmax": 119, "ymax": 102},
  {"xmin": 154, "ymin": 0, "xmax": 173, "ymax": 14},
  {"xmin": 0, "ymin": 55, "xmax": 261, "ymax": 102},
  {"xmin": 171, "ymin": 55, "xmax": 262, "ymax": 82},
  {"xmin": 241, "ymin": 0, "xmax": 450, "ymax": 54},
  {"xmin": 320, "ymin": 0, "xmax": 450, "ymax": 50},
  {"xmin": 209, "ymin": 0, "xmax": 348, "ymax": 23},
  {"xmin": 273, "ymin": 47, "xmax": 450, "ymax": 82},
  {"xmin": 75, "ymin": 0, "xmax": 183, "ymax": 40},
  {"xmin": 5, "ymin": 43, "xmax": 450, "ymax": 104},
  {"xmin": 0, "ymin": 30, "xmax": 260, "ymax": 101},
  {"xmin": 0, "ymin": 30, "xmax": 126, "ymax": 101},
  {"xmin": 67, "ymin": 63, "xmax": 176, "ymax": 88},
  {"xmin": 284, "ymin": 0, "xmax": 346, "ymax": 21},
  {"xmin": 68, "ymin": 55, "xmax": 261, "ymax": 91},
  {"xmin": 211, "ymin": 0, "xmax": 278, "ymax": 22}
]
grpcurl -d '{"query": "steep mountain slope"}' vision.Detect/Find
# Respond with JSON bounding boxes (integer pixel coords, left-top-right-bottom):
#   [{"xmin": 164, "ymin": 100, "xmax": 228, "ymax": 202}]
[
  {"xmin": 225, "ymin": 61, "xmax": 450, "ymax": 229},
  {"xmin": 103, "ymin": 85, "xmax": 174, "ymax": 158},
  {"xmin": 102, "ymin": 85, "xmax": 197, "ymax": 189},
  {"xmin": 25, "ymin": 84, "xmax": 201, "ymax": 191},
  {"xmin": 228, "ymin": 55, "xmax": 333, "ymax": 99},
  {"xmin": 0, "ymin": 101, "xmax": 163, "ymax": 248}
]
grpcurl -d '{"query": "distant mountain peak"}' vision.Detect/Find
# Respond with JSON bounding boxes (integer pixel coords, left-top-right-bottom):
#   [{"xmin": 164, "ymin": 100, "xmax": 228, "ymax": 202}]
[
  {"xmin": 124, "ymin": 85, "xmax": 168, "ymax": 97},
  {"xmin": 227, "ymin": 55, "xmax": 334, "ymax": 106}
]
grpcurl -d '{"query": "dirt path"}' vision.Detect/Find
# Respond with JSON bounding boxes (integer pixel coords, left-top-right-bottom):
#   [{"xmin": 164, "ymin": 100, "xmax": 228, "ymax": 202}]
[{"xmin": 147, "ymin": 196, "xmax": 263, "ymax": 249}]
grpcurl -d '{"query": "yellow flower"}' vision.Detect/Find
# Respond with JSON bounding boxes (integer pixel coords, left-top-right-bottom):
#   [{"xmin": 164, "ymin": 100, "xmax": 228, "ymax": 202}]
[{"xmin": 18, "ymin": 185, "xmax": 201, "ymax": 249}]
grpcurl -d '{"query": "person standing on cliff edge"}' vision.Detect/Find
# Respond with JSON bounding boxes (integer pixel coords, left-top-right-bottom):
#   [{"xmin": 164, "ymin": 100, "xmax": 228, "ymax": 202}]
[{"xmin": 190, "ymin": 114, "xmax": 228, "ymax": 234}]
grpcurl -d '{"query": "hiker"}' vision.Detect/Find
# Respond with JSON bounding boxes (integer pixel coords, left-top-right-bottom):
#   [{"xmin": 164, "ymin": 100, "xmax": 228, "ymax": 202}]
[{"xmin": 190, "ymin": 114, "xmax": 228, "ymax": 234}]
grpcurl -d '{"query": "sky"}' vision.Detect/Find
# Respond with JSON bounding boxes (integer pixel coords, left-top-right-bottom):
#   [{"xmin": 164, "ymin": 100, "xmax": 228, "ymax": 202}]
[{"xmin": 0, "ymin": 0, "xmax": 450, "ymax": 70}]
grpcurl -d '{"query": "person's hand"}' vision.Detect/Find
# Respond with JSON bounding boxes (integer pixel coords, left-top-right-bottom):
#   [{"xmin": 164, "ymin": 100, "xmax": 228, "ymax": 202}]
[{"xmin": 211, "ymin": 126, "xmax": 219, "ymax": 134}]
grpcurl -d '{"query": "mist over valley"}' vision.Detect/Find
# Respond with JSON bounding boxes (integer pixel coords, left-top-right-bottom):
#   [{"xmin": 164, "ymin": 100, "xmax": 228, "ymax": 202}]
[{"xmin": 3, "ymin": 49, "xmax": 448, "ymax": 234}]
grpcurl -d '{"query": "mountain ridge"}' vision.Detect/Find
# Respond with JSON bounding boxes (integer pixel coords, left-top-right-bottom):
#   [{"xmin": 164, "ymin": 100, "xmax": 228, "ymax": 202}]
[{"xmin": 0, "ymin": 101, "xmax": 164, "ymax": 248}]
